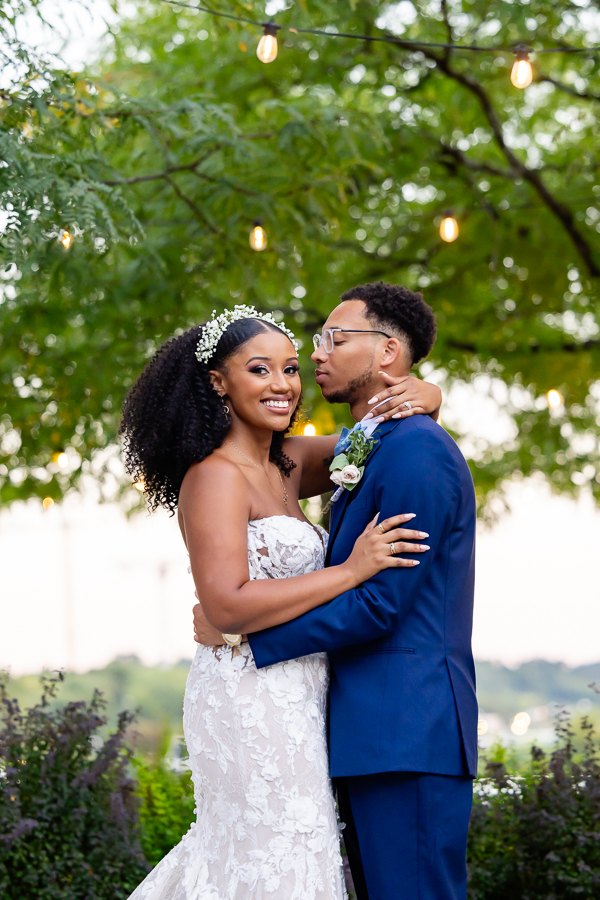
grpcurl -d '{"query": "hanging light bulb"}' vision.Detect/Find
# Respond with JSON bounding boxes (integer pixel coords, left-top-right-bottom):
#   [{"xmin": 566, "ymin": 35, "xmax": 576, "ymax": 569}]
[
  {"xmin": 303, "ymin": 423, "xmax": 317, "ymax": 436},
  {"xmin": 511, "ymin": 49, "xmax": 533, "ymax": 89},
  {"xmin": 440, "ymin": 212, "xmax": 459, "ymax": 243},
  {"xmin": 133, "ymin": 479, "xmax": 145, "ymax": 492},
  {"xmin": 42, "ymin": 497, "xmax": 54, "ymax": 510},
  {"xmin": 249, "ymin": 219, "xmax": 267, "ymax": 251},
  {"xmin": 547, "ymin": 389, "xmax": 563, "ymax": 409},
  {"xmin": 256, "ymin": 23, "xmax": 278, "ymax": 64},
  {"xmin": 60, "ymin": 229, "xmax": 72, "ymax": 249}
]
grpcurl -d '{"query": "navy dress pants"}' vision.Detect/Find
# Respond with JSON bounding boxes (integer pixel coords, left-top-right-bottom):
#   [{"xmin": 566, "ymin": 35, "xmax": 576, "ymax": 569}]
[{"xmin": 336, "ymin": 771, "xmax": 473, "ymax": 900}]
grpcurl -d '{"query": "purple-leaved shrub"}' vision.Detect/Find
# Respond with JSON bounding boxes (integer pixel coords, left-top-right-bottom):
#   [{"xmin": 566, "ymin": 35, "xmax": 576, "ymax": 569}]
[{"xmin": 0, "ymin": 671, "xmax": 149, "ymax": 899}]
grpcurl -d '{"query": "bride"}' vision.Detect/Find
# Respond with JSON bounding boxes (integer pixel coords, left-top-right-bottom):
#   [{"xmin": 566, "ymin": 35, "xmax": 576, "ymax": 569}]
[{"xmin": 119, "ymin": 306, "xmax": 440, "ymax": 900}]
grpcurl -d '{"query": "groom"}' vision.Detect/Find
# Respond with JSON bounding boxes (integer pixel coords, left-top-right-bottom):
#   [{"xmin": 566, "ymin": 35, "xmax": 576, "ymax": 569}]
[{"xmin": 198, "ymin": 282, "xmax": 477, "ymax": 899}]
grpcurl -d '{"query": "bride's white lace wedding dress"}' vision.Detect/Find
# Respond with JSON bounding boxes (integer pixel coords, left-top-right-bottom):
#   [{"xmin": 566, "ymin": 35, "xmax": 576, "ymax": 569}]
[{"xmin": 129, "ymin": 515, "xmax": 347, "ymax": 900}]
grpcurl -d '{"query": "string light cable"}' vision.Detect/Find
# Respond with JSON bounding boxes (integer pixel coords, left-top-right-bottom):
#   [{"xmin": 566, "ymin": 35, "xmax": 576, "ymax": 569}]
[{"xmin": 162, "ymin": 0, "xmax": 597, "ymax": 66}]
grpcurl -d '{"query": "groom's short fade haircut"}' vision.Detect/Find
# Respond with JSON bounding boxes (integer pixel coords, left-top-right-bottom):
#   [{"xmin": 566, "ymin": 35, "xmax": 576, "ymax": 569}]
[{"xmin": 340, "ymin": 281, "xmax": 437, "ymax": 366}]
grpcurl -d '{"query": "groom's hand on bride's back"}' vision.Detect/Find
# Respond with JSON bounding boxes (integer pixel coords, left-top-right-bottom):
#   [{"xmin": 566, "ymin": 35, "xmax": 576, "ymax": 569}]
[
  {"xmin": 364, "ymin": 372, "xmax": 442, "ymax": 423},
  {"xmin": 193, "ymin": 593, "xmax": 226, "ymax": 646}
]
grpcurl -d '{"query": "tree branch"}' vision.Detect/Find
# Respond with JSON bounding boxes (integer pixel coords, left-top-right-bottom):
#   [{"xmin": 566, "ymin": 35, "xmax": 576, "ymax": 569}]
[
  {"xmin": 164, "ymin": 175, "xmax": 221, "ymax": 235},
  {"xmin": 102, "ymin": 149, "xmax": 222, "ymax": 186},
  {"xmin": 437, "ymin": 143, "xmax": 499, "ymax": 221},
  {"xmin": 446, "ymin": 338, "xmax": 600, "ymax": 354},
  {"xmin": 419, "ymin": 50, "xmax": 600, "ymax": 277},
  {"xmin": 438, "ymin": 141, "xmax": 514, "ymax": 179},
  {"xmin": 537, "ymin": 74, "xmax": 600, "ymax": 103}
]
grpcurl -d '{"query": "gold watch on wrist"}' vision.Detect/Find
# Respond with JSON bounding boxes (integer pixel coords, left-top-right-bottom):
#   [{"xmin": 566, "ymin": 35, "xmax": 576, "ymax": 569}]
[{"xmin": 222, "ymin": 633, "xmax": 242, "ymax": 648}]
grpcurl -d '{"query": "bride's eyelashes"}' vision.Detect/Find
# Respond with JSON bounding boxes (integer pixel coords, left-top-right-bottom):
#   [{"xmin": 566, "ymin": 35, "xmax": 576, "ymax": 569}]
[{"xmin": 248, "ymin": 364, "xmax": 300, "ymax": 376}]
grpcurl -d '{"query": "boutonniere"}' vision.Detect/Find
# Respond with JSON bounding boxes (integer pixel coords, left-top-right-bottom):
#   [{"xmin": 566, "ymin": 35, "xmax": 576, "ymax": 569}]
[{"xmin": 322, "ymin": 428, "xmax": 379, "ymax": 513}]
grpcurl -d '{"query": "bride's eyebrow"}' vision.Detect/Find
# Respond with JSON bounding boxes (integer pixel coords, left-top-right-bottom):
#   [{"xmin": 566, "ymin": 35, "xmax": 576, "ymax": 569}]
[{"xmin": 245, "ymin": 356, "xmax": 299, "ymax": 365}]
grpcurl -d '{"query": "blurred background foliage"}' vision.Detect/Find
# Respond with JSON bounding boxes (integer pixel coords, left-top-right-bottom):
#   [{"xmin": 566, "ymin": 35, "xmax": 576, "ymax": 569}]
[
  {"xmin": 7, "ymin": 655, "xmax": 600, "ymax": 757},
  {"xmin": 1, "ymin": 0, "xmax": 600, "ymax": 516}
]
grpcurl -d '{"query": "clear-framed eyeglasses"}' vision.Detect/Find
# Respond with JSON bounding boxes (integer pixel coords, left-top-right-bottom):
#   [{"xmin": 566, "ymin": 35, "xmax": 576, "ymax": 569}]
[{"xmin": 312, "ymin": 327, "xmax": 391, "ymax": 354}]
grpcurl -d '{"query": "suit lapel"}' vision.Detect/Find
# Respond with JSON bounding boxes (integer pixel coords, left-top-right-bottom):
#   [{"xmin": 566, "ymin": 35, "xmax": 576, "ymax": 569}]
[{"xmin": 324, "ymin": 418, "xmax": 403, "ymax": 566}]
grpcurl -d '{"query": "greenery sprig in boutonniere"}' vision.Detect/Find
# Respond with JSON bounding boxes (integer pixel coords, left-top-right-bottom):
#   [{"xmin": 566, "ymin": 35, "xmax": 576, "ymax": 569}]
[{"xmin": 322, "ymin": 428, "xmax": 379, "ymax": 513}]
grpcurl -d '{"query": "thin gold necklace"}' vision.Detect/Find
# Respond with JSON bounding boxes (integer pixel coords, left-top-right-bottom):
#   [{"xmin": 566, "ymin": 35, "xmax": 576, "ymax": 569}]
[{"xmin": 228, "ymin": 439, "xmax": 288, "ymax": 506}]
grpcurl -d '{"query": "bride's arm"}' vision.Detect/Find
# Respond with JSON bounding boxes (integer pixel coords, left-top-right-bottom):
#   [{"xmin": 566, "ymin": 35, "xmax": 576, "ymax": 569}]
[
  {"xmin": 287, "ymin": 376, "xmax": 443, "ymax": 498},
  {"xmin": 179, "ymin": 457, "xmax": 427, "ymax": 635}
]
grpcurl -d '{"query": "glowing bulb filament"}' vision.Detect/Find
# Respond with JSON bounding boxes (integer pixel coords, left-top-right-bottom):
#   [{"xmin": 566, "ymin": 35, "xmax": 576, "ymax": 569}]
[
  {"xmin": 511, "ymin": 51, "xmax": 533, "ymax": 89},
  {"xmin": 250, "ymin": 221, "xmax": 267, "ymax": 251},
  {"xmin": 61, "ymin": 230, "xmax": 72, "ymax": 249},
  {"xmin": 257, "ymin": 24, "xmax": 278, "ymax": 63},
  {"xmin": 440, "ymin": 214, "xmax": 459, "ymax": 242}
]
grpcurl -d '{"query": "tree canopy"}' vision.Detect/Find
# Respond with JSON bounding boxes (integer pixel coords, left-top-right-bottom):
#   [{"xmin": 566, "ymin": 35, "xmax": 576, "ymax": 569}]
[{"xmin": 1, "ymin": 0, "xmax": 599, "ymax": 516}]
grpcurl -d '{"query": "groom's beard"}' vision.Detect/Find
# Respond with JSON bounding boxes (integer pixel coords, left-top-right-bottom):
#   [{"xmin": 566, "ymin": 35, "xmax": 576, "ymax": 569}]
[{"xmin": 324, "ymin": 363, "xmax": 376, "ymax": 407}]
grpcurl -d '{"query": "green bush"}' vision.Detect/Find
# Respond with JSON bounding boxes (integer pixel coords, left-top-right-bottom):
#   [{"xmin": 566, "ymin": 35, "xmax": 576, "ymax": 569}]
[
  {"xmin": 133, "ymin": 752, "xmax": 195, "ymax": 866},
  {"xmin": 3, "ymin": 672, "xmax": 599, "ymax": 899},
  {"xmin": 468, "ymin": 711, "xmax": 600, "ymax": 899},
  {"xmin": 0, "ymin": 672, "xmax": 149, "ymax": 899}
]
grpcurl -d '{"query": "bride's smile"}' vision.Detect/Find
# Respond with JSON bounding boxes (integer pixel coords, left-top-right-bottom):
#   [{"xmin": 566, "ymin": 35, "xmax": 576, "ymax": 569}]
[{"xmin": 208, "ymin": 329, "xmax": 301, "ymax": 431}]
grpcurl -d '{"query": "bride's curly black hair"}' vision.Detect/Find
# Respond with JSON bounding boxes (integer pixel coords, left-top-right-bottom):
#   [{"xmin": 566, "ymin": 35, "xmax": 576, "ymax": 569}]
[{"xmin": 119, "ymin": 318, "xmax": 299, "ymax": 514}]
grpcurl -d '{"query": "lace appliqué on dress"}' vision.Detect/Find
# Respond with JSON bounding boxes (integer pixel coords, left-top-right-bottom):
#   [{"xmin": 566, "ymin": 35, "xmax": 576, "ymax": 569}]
[{"xmin": 128, "ymin": 516, "xmax": 346, "ymax": 900}]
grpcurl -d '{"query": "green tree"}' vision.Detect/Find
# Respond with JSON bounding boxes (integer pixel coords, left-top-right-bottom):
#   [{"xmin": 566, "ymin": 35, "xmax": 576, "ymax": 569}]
[{"xmin": 1, "ymin": 0, "xmax": 599, "ymax": 516}]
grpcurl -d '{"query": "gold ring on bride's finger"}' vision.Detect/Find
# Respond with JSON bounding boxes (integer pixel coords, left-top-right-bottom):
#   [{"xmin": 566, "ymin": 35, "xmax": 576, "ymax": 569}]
[
  {"xmin": 378, "ymin": 523, "xmax": 386, "ymax": 534},
  {"xmin": 390, "ymin": 542, "xmax": 396, "ymax": 556}
]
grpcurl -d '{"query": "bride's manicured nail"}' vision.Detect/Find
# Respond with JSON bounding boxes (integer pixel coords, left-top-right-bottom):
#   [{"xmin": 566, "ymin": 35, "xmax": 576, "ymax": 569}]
[
  {"xmin": 419, "ymin": 531, "xmax": 429, "ymax": 538},
  {"xmin": 392, "ymin": 413, "xmax": 402, "ymax": 419},
  {"xmin": 373, "ymin": 416, "xmax": 384, "ymax": 424},
  {"xmin": 404, "ymin": 514, "xmax": 416, "ymax": 519},
  {"xmin": 368, "ymin": 396, "xmax": 379, "ymax": 404},
  {"xmin": 363, "ymin": 412, "xmax": 374, "ymax": 420}
]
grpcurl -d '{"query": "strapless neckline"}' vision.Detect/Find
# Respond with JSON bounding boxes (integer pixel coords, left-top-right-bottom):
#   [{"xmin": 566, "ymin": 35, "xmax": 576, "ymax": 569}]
[{"xmin": 248, "ymin": 514, "xmax": 328, "ymax": 552}]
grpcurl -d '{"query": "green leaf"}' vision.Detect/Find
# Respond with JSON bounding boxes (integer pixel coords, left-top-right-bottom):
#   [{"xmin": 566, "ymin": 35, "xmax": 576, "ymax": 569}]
[{"xmin": 330, "ymin": 453, "xmax": 349, "ymax": 471}]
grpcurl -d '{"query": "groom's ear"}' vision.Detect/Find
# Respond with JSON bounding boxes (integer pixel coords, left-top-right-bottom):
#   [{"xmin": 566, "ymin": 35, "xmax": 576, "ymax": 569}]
[{"xmin": 378, "ymin": 336, "xmax": 406, "ymax": 369}]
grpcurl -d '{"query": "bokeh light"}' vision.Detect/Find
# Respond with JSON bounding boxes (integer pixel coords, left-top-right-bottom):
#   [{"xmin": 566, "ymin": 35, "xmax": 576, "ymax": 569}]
[
  {"xmin": 303, "ymin": 423, "xmax": 317, "ymax": 436},
  {"xmin": 510, "ymin": 711, "xmax": 531, "ymax": 736},
  {"xmin": 440, "ymin": 214, "xmax": 459, "ymax": 242},
  {"xmin": 547, "ymin": 389, "xmax": 563, "ymax": 409}
]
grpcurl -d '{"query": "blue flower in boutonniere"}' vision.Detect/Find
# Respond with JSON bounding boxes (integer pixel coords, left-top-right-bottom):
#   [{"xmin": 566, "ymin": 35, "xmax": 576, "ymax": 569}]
[{"xmin": 322, "ymin": 428, "xmax": 379, "ymax": 512}]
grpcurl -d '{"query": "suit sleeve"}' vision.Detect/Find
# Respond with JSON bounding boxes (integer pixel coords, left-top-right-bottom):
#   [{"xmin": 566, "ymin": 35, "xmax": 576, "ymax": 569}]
[{"xmin": 248, "ymin": 428, "xmax": 460, "ymax": 669}]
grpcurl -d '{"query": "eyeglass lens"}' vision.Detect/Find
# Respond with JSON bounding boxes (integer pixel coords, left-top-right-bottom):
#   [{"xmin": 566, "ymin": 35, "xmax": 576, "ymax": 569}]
[{"xmin": 313, "ymin": 330, "xmax": 334, "ymax": 353}]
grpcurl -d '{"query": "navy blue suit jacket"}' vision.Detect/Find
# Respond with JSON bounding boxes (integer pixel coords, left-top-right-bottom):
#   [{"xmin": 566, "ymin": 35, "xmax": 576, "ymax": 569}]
[{"xmin": 248, "ymin": 416, "xmax": 478, "ymax": 779}]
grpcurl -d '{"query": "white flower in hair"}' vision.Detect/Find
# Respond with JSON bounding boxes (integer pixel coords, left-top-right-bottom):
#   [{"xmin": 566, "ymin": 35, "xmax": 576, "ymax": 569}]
[{"xmin": 195, "ymin": 304, "xmax": 298, "ymax": 364}]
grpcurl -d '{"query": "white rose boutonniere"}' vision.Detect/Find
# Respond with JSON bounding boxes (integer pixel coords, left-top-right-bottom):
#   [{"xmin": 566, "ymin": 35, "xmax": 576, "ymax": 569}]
[
  {"xmin": 323, "ymin": 428, "xmax": 379, "ymax": 512},
  {"xmin": 339, "ymin": 464, "xmax": 361, "ymax": 484}
]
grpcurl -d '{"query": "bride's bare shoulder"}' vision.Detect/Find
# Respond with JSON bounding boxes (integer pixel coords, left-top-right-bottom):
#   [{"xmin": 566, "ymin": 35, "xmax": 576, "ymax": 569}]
[{"xmin": 179, "ymin": 454, "xmax": 249, "ymax": 510}]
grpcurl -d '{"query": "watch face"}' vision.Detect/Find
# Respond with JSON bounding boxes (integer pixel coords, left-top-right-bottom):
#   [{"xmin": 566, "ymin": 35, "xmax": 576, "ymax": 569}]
[{"xmin": 223, "ymin": 633, "xmax": 242, "ymax": 645}]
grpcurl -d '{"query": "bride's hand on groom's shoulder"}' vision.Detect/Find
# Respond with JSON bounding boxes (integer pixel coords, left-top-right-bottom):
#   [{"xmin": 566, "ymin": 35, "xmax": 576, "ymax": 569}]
[{"xmin": 365, "ymin": 372, "xmax": 442, "ymax": 423}]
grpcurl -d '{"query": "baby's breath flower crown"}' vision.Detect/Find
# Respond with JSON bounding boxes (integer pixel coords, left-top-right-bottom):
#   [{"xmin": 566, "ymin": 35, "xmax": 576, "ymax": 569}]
[{"xmin": 195, "ymin": 305, "xmax": 298, "ymax": 365}]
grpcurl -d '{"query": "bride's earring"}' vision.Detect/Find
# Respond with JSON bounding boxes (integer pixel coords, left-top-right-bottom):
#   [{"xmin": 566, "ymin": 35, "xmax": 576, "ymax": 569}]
[{"xmin": 223, "ymin": 405, "xmax": 230, "ymax": 415}]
